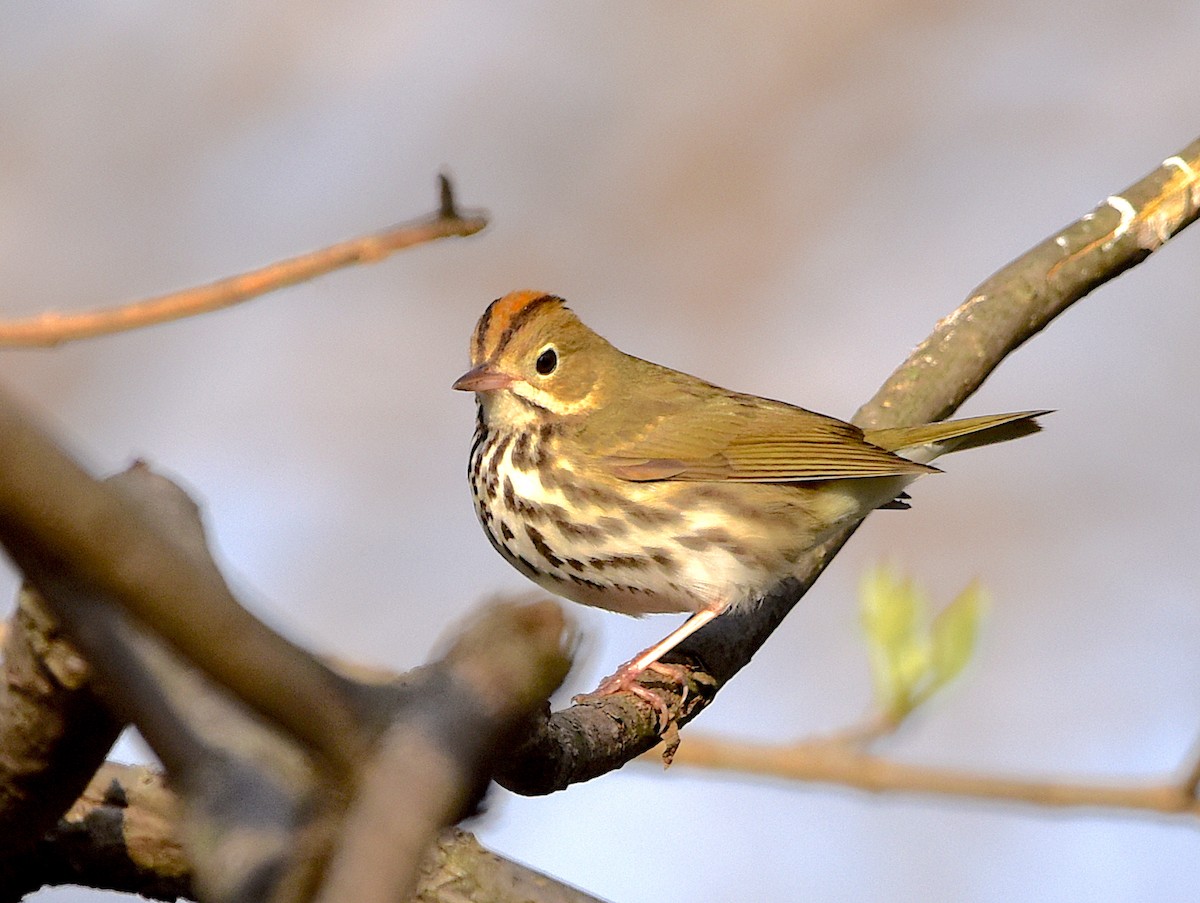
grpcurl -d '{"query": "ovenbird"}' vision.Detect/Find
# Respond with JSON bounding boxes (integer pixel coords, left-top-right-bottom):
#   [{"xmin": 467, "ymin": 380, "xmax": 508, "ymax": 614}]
[{"xmin": 454, "ymin": 291, "xmax": 1044, "ymax": 709}]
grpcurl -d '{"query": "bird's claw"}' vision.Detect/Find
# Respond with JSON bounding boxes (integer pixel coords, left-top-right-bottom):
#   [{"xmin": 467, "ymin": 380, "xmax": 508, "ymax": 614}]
[{"xmin": 574, "ymin": 658, "xmax": 700, "ymax": 737}]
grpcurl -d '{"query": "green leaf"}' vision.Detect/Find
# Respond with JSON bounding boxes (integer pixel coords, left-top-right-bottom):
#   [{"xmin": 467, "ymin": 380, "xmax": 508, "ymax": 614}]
[
  {"xmin": 929, "ymin": 579, "xmax": 987, "ymax": 691},
  {"xmin": 859, "ymin": 566, "xmax": 988, "ymax": 722},
  {"xmin": 859, "ymin": 565, "xmax": 923, "ymax": 650},
  {"xmin": 859, "ymin": 565, "xmax": 930, "ymax": 719}
]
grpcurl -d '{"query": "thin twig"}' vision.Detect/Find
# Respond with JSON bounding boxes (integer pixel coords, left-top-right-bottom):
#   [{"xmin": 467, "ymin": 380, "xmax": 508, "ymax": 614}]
[
  {"xmin": 654, "ymin": 734, "xmax": 1200, "ymax": 817},
  {"xmin": 0, "ymin": 174, "xmax": 487, "ymax": 348},
  {"xmin": 1175, "ymin": 732, "xmax": 1200, "ymax": 798}
]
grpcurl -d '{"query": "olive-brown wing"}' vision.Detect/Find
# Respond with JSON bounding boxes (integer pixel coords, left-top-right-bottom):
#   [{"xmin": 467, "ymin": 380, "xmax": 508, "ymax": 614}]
[{"xmin": 595, "ymin": 395, "xmax": 935, "ymax": 483}]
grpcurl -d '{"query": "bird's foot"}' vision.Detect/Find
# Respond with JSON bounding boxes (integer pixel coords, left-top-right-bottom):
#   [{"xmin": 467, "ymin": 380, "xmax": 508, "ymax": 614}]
[
  {"xmin": 574, "ymin": 658, "xmax": 696, "ymax": 737},
  {"xmin": 576, "ymin": 661, "xmax": 665, "ymax": 726}
]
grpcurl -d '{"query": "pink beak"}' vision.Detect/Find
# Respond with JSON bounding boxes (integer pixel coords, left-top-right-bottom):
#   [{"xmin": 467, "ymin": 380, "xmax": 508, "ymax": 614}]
[{"xmin": 452, "ymin": 363, "xmax": 517, "ymax": 392}]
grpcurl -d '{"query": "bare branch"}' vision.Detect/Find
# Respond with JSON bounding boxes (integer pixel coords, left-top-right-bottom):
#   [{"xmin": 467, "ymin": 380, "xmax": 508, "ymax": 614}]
[
  {"xmin": 0, "ymin": 455, "xmax": 573, "ymax": 900},
  {"xmin": 653, "ymin": 733, "xmax": 1200, "ymax": 818},
  {"xmin": 0, "ymin": 397, "xmax": 376, "ymax": 777},
  {"xmin": 24, "ymin": 763, "xmax": 190, "ymax": 901},
  {"xmin": 856, "ymin": 139, "xmax": 1200, "ymax": 429},
  {"xmin": 0, "ymin": 591, "xmax": 122, "ymax": 896},
  {"xmin": 317, "ymin": 600, "xmax": 572, "ymax": 903},
  {"xmin": 0, "ymin": 174, "xmax": 487, "ymax": 348},
  {"xmin": 35, "ymin": 764, "xmax": 604, "ymax": 903},
  {"xmin": 419, "ymin": 828, "xmax": 608, "ymax": 903}
]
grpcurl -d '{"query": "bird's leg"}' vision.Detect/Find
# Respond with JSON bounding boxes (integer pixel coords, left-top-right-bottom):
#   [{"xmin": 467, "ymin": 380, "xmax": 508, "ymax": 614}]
[
  {"xmin": 628, "ymin": 609, "xmax": 719, "ymax": 673},
  {"xmin": 577, "ymin": 609, "xmax": 720, "ymax": 726}
]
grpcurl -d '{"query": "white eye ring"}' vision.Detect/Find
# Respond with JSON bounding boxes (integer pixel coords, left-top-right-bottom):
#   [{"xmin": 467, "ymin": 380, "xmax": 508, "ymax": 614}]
[{"xmin": 535, "ymin": 346, "xmax": 558, "ymax": 376}]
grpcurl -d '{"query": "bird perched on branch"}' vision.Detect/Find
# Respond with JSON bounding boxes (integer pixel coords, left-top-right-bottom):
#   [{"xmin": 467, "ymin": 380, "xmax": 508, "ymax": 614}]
[{"xmin": 454, "ymin": 291, "xmax": 1044, "ymax": 719}]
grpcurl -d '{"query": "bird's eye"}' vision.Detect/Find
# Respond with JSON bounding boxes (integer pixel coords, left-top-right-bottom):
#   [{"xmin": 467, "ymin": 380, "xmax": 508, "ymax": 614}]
[{"xmin": 535, "ymin": 347, "xmax": 558, "ymax": 375}]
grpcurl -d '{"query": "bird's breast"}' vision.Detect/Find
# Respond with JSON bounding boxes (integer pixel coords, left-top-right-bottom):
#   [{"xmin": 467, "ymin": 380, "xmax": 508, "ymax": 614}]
[{"xmin": 468, "ymin": 425, "xmax": 889, "ymax": 616}]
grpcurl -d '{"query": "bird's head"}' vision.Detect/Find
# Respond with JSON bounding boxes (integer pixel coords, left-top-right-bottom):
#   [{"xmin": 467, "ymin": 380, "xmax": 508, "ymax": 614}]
[{"xmin": 453, "ymin": 291, "xmax": 616, "ymax": 426}]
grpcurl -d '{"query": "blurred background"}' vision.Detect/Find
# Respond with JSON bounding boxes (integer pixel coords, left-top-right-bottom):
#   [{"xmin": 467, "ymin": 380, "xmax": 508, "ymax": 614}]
[{"xmin": 2, "ymin": 3, "xmax": 1199, "ymax": 901}]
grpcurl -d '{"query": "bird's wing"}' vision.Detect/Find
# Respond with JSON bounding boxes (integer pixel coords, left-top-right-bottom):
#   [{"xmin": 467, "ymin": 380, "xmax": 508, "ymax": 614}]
[{"xmin": 595, "ymin": 396, "xmax": 935, "ymax": 483}]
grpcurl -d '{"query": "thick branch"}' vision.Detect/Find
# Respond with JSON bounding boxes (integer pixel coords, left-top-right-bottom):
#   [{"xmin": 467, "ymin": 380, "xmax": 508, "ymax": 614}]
[
  {"xmin": 0, "ymin": 458, "xmax": 573, "ymax": 900},
  {"xmin": 32, "ymin": 764, "xmax": 603, "ymax": 903},
  {"xmin": 856, "ymin": 140, "xmax": 1200, "ymax": 428},
  {"xmin": 32, "ymin": 763, "xmax": 189, "ymax": 900},
  {"xmin": 0, "ymin": 398, "xmax": 376, "ymax": 777},
  {"xmin": 316, "ymin": 601, "xmax": 572, "ymax": 903},
  {"xmin": 0, "ymin": 590, "xmax": 122, "ymax": 896},
  {"xmin": 497, "ymin": 136, "xmax": 1200, "ymax": 794},
  {"xmin": 0, "ymin": 385, "xmax": 580, "ymax": 895},
  {"xmin": 0, "ymin": 174, "xmax": 486, "ymax": 348}
]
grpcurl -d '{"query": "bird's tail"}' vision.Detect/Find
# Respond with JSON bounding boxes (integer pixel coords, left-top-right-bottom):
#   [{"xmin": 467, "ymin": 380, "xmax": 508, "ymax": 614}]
[{"xmin": 865, "ymin": 410, "xmax": 1050, "ymax": 465}]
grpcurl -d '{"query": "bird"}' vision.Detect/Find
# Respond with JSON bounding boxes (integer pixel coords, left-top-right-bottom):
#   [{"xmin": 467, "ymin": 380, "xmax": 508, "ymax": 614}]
[{"xmin": 453, "ymin": 290, "xmax": 1045, "ymax": 716}]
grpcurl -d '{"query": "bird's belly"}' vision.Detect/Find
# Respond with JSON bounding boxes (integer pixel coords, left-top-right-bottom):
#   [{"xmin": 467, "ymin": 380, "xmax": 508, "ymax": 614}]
[{"xmin": 470, "ymin": 429, "xmax": 899, "ymax": 616}]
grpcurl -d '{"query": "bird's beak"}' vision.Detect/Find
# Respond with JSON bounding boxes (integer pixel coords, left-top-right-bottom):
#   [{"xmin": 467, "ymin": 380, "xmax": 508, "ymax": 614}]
[{"xmin": 452, "ymin": 362, "xmax": 516, "ymax": 392}]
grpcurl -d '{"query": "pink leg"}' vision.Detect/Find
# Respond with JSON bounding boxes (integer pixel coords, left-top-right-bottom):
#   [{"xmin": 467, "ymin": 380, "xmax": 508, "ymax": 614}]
[{"xmin": 578, "ymin": 610, "xmax": 720, "ymax": 725}]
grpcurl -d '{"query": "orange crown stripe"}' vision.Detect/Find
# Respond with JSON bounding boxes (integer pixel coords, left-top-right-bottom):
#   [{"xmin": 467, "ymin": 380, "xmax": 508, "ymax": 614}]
[
  {"xmin": 473, "ymin": 290, "xmax": 564, "ymax": 361},
  {"xmin": 492, "ymin": 290, "xmax": 552, "ymax": 324}
]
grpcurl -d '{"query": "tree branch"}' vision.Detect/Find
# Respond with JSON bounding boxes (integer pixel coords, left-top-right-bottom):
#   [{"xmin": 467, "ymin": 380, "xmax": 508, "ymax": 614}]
[
  {"xmin": 0, "ymin": 455, "xmax": 572, "ymax": 900},
  {"xmin": 29, "ymin": 764, "xmax": 605, "ymax": 903},
  {"xmin": 315, "ymin": 601, "xmax": 572, "ymax": 903},
  {"xmin": 496, "ymin": 136, "xmax": 1200, "ymax": 794},
  {"xmin": 0, "ymin": 399, "xmax": 378, "ymax": 778},
  {"xmin": 654, "ymin": 732, "xmax": 1200, "ymax": 818},
  {"xmin": 855, "ymin": 141, "xmax": 1200, "ymax": 429},
  {"xmin": 0, "ymin": 589, "xmax": 122, "ymax": 896},
  {"xmin": 0, "ymin": 174, "xmax": 487, "ymax": 348}
]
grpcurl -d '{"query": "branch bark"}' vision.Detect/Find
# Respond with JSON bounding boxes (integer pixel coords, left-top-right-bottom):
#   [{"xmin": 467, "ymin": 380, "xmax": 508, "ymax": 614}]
[
  {"xmin": 0, "ymin": 590, "xmax": 122, "ymax": 895},
  {"xmin": 0, "ymin": 457, "xmax": 572, "ymax": 900},
  {"xmin": 28, "ymin": 763, "xmax": 604, "ymax": 903},
  {"xmin": 0, "ymin": 401, "xmax": 377, "ymax": 778}
]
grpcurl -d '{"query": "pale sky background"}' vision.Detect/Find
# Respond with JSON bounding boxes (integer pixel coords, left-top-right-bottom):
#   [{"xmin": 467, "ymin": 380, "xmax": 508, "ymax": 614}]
[{"xmin": 3, "ymin": 3, "xmax": 1199, "ymax": 902}]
